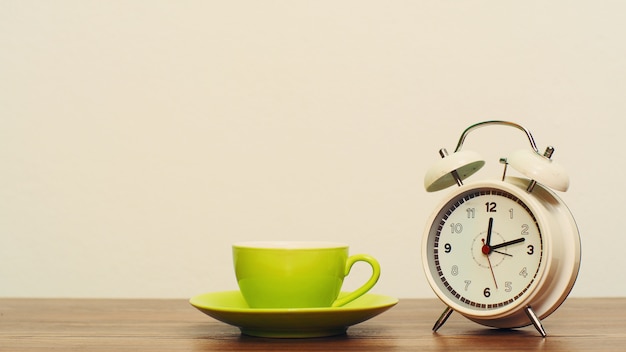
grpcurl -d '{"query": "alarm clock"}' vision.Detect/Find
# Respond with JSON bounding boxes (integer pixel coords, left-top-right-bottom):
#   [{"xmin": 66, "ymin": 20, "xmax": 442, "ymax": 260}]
[{"xmin": 421, "ymin": 121, "xmax": 581, "ymax": 337}]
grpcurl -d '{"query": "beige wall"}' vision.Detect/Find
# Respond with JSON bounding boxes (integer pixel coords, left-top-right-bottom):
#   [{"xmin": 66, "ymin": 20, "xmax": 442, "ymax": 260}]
[{"xmin": 1, "ymin": 1, "xmax": 623, "ymax": 298}]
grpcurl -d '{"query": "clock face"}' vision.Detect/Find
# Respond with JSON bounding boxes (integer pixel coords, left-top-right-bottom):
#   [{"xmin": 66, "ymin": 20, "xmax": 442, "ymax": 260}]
[{"xmin": 425, "ymin": 187, "xmax": 544, "ymax": 313}]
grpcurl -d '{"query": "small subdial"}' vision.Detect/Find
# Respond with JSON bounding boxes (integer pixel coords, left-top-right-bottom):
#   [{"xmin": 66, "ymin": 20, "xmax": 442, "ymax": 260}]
[{"xmin": 471, "ymin": 232, "xmax": 508, "ymax": 268}]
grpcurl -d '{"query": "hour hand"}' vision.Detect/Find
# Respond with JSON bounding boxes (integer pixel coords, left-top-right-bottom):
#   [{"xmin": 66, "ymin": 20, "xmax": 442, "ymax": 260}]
[{"xmin": 491, "ymin": 237, "xmax": 525, "ymax": 250}]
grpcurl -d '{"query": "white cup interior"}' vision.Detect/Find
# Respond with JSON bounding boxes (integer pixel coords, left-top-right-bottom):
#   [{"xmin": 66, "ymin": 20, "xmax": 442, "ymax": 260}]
[{"xmin": 233, "ymin": 241, "xmax": 348, "ymax": 249}]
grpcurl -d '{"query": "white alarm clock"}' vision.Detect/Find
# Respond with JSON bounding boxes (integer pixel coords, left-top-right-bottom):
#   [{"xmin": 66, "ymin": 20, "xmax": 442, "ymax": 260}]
[{"xmin": 421, "ymin": 121, "xmax": 581, "ymax": 337}]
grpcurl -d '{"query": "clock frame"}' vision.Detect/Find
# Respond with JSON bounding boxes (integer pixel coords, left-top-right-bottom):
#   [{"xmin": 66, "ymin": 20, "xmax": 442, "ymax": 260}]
[{"xmin": 421, "ymin": 121, "xmax": 581, "ymax": 337}]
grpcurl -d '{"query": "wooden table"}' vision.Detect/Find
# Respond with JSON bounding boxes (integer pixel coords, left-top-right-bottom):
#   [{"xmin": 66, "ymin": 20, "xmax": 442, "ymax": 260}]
[{"xmin": 1, "ymin": 297, "xmax": 625, "ymax": 351}]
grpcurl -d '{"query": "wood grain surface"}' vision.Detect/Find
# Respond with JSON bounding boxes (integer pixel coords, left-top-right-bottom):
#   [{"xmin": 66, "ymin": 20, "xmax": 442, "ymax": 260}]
[{"xmin": 1, "ymin": 298, "xmax": 625, "ymax": 351}]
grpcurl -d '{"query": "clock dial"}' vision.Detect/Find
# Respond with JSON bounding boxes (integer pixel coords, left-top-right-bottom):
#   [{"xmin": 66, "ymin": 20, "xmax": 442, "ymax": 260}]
[{"xmin": 426, "ymin": 187, "xmax": 543, "ymax": 312}]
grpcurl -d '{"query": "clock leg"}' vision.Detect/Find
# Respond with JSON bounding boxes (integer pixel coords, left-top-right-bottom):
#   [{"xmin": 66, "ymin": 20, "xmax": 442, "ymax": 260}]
[
  {"xmin": 432, "ymin": 306, "xmax": 454, "ymax": 332},
  {"xmin": 524, "ymin": 306, "xmax": 547, "ymax": 337}
]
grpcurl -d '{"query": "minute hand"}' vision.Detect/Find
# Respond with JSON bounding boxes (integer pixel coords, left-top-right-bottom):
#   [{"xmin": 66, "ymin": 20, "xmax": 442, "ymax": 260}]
[{"xmin": 490, "ymin": 237, "xmax": 526, "ymax": 250}]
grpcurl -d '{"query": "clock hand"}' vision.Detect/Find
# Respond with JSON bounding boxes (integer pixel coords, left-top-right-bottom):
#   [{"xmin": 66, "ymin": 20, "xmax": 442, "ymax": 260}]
[
  {"xmin": 482, "ymin": 239, "xmax": 499, "ymax": 289},
  {"xmin": 490, "ymin": 237, "xmax": 526, "ymax": 250},
  {"xmin": 493, "ymin": 250, "xmax": 512, "ymax": 257},
  {"xmin": 486, "ymin": 217, "xmax": 494, "ymax": 246}
]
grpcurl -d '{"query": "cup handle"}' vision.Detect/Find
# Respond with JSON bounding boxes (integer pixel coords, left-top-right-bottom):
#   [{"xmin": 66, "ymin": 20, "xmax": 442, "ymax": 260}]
[{"xmin": 331, "ymin": 254, "xmax": 381, "ymax": 308}]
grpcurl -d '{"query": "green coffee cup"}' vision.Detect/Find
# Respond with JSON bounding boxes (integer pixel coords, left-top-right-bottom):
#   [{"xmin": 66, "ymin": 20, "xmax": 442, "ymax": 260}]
[{"xmin": 233, "ymin": 241, "xmax": 381, "ymax": 309}]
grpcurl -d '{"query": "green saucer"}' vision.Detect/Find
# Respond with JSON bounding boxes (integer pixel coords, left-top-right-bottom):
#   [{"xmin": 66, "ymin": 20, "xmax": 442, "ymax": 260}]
[{"xmin": 189, "ymin": 291, "xmax": 398, "ymax": 338}]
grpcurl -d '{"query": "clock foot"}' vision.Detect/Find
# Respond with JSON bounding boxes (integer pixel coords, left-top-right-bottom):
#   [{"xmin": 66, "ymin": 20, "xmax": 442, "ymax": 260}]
[
  {"xmin": 432, "ymin": 306, "xmax": 454, "ymax": 332},
  {"xmin": 524, "ymin": 306, "xmax": 547, "ymax": 337}
]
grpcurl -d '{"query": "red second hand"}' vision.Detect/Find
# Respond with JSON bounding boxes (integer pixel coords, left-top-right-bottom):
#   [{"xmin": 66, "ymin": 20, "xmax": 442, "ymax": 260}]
[{"xmin": 482, "ymin": 239, "xmax": 499, "ymax": 289}]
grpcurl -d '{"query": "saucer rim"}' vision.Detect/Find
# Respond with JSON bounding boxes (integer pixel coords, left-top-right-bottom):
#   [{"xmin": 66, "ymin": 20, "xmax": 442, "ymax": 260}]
[{"xmin": 189, "ymin": 290, "xmax": 399, "ymax": 313}]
